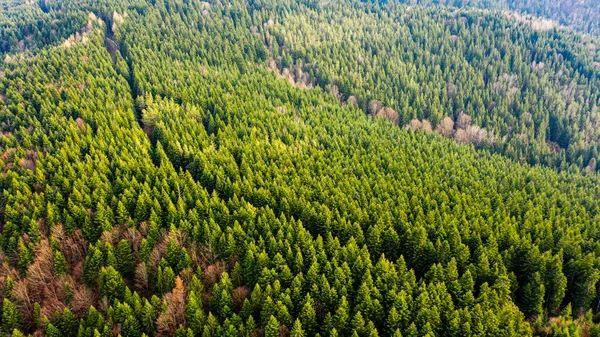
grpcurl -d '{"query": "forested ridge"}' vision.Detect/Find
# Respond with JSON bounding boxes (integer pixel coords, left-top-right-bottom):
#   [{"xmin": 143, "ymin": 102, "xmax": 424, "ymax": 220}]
[
  {"xmin": 259, "ymin": 1, "xmax": 600, "ymax": 173},
  {"xmin": 394, "ymin": 0, "xmax": 600, "ymax": 36},
  {"xmin": 1, "ymin": 0, "xmax": 600, "ymax": 337}
]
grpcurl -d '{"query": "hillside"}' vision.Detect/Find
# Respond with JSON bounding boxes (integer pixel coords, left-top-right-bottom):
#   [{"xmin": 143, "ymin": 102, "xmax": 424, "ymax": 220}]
[
  {"xmin": 259, "ymin": 1, "xmax": 600, "ymax": 173},
  {"xmin": 398, "ymin": 0, "xmax": 600, "ymax": 36},
  {"xmin": 1, "ymin": 0, "xmax": 600, "ymax": 337}
]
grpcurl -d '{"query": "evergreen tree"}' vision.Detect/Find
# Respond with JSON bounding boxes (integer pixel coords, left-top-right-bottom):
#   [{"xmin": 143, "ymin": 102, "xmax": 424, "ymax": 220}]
[
  {"xmin": 99, "ymin": 266, "xmax": 127, "ymax": 302},
  {"xmin": 290, "ymin": 318, "xmax": 305, "ymax": 337},
  {"xmin": 116, "ymin": 239, "xmax": 134, "ymax": 278},
  {"xmin": 1, "ymin": 299, "xmax": 22, "ymax": 334},
  {"xmin": 53, "ymin": 250, "xmax": 68, "ymax": 275},
  {"xmin": 265, "ymin": 315, "xmax": 281, "ymax": 337}
]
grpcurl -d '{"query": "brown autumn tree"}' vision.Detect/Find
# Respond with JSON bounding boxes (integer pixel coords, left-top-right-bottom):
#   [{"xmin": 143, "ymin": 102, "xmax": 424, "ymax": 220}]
[
  {"xmin": 436, "ymin": 117, "xmax": 454, "ymax": 138},
  {"xmin": 156, "ymin": 277, "xmax": 186, "ymax": 336}
]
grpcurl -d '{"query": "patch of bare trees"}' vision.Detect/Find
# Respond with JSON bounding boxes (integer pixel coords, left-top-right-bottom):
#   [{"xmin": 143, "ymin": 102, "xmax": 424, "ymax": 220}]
[
  {"xmin": 156, "ymin": 277, "xmax": 187, "ymax": 336},
  {"xmin": 268, "ymin": 58, "xmax": 315, "ymax": 89},
  {"xmin": 10, "ymin": 239, "xmax": 95, "ymax": 327},
  {"xmin": 406, "ymin": 112, "xmax": 496, "ymax": 147},
  {"xmin": 367, "ymin": 99, "xmax": 400, "ymax": 125}
]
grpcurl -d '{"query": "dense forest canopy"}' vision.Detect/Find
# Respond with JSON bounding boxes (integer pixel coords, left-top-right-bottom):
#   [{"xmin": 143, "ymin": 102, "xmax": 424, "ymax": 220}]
[
  {"xmin": 0, "ymin": 0, "xmax": 600, "ymax": 337},
  {"xmin": 259, "ymin": 1, "xmax": 600, "ymax": 173},
  {"xmin": 0, "ymin": 0, "xmax": 88, "ymax": 54},
  {"xmin": 395, "ymin": 0, "xmax": 600, "ymax": 36}
]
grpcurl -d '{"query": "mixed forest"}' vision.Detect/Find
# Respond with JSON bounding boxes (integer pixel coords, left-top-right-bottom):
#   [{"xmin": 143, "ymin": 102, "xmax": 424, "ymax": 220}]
[
  {"xmin": 397, "ymin": 0, "xmax": 600, "ymax": 36},
  {"xmin": 0, "ymin": 0, "xmax": 600, "ymax": 336}
]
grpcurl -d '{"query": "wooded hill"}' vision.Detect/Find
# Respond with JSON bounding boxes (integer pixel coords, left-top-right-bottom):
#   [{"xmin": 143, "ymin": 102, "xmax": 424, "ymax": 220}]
[{"xmin": 0, "ymin": 0, "xmax": 600, "ymax": 336}]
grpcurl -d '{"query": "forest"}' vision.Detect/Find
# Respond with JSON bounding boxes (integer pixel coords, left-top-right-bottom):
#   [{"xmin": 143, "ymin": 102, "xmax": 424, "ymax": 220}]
[
  {"xmin": 394, "ymin": 0, "xmax": 600, "ymax": 36},
  {"xmin": 0, "ymin": 0, "xmax": 600, "ymax": 336}
]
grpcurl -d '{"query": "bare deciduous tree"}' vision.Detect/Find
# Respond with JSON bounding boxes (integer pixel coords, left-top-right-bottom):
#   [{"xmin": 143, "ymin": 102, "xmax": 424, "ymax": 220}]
[
  {"xmin": 367, "ymin": 100, "xmax": 383, "ymax": 116},
  {"xmin": 456, "ymin": 112, "xmax": 472, "ymax": 130},
  {"xmin": 232, "ymin": 286, "xmax": 250, "ymax": 311},
  {"xmin": 436, "ymin": 116, "xmax": 454, "ymax": 138},
  {"xmin": 406, "ymin": 119, "xmax": 423, "ymax": 131},
  {"xmin": 377, "ymin": 107, "xmax": 399, "ymax": 125},
  {"xmin": 346, "ymin": 96, "xmax": 358, "ymax": 106},
  {"xmin": 156, "ymin": 277, "xmax": 186, "ymax": 336},
  {"xmin": 421, "ymin": 119, "xmax": 433, "ymax": 133}
]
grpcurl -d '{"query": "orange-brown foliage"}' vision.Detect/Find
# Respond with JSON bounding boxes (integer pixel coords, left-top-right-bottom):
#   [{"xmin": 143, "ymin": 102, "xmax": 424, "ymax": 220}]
[
  {"xmin": 156, "ymin": 277, "xmax": 187, "ymax": 336},
  {"xmin": 376, "ymin": 107, "xmax": 399, "ymax": 125},
  {"xmin": 280, "ymin": 325, "xmax": 290, "ymax": 337},
  {"xmin": 456, "ymin": 112, "xmax": 472, "ymax": 130},
  {"xmin": 436, "ymin": 117, "xmax": 454, "ymax": 138},
  {"xmin": 52, "ymin": 226, "xmax": 87, "ymax": 268},
  {"xmin": 346, "ymin": 96, "xmax": 358, "ymax": 106},
  {"xmin": 5, "ymin": 238, "xmax": 95, "ymax": 327},
  {"xmin": 204, "ymin": 263, "xmax": 225, "ymax": 289},
  {"xmin": 135, "ymin": 262, "xmax": 150, "ymax": 295},
  {"xmin": 232, "ymin": 286, "xmax": 249, "ymax": 311},
  {"xmin": 75, "ymin": 117, "xmax": 86, "ymax": 129},
  {"xmin": 367, "ymin": 100, "xmax": 383, "ymax": 116}
]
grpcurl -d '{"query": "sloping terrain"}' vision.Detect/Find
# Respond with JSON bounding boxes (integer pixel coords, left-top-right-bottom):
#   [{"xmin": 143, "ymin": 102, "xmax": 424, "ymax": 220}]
[
  {"xmin": 258, "ymin": 1, "xmax": 600, "ymax": 173},
  {"xmin": 0, "ymin": 1, "xmax": 600, "ymax": 337},
  {"xmin": 398, "ymin": 0, "xmax": 600, "ymax": 36}
]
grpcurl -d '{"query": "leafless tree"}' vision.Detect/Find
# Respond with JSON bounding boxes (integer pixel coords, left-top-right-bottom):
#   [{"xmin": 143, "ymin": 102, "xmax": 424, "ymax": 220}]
[
  {"xmin": 377, "ymin": 107, "xmax": 400, "ymax": 125},
  {"xmin": 156, "ymin": 277, "xmax": 187, "ymax": 336},
  {"xmin": 436, "ymin": 116, "xmax": 454, "ymax": 138},
  {"xmin": 456, "ymin": 112, "xmax": 472, "ymax": 130},
  {"xmin": 367, "ymin": 100, "xmax": 383, "ymax": 116}
]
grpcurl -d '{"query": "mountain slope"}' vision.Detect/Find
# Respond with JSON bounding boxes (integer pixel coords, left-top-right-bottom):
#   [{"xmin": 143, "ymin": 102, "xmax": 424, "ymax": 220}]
[
  {"xmin": 257, "ymin": 1, "xmax": 600, "ymax": 173},
  {"xmin": 0, "ymin": 0, "xmax": 600, "ymax": 336},
  {"xmin": 396, "ymin": 0, "xmax": 600, "ymax": 36}
]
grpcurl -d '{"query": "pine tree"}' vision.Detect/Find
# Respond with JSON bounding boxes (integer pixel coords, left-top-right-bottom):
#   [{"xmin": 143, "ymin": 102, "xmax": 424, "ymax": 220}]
[
  {"xmin": 139, "ymin": 238, "xmax": 152, "ymax": 262},
  {"xmin": 386, "ymin": 306, "xmax": 401, "ymax": 336},
  {"xmin": 141, "ymin": 301, "xmax": 156, "ymax": 336},
  {"xmin": 166, "ymin": 238, "xmax": 181, "ymax": 270},
  {"xmin": 352, "ymin": 311, "xmax": 367, "ymax": 337},
  {"xmin": 218, "ymin": 288, "xmax": 234, "ymax": 319},
  {"xmin": 333, "ymin": 296, "xmax": 350, "ymax": 334},
  {"xmin": 122, "ymin": 314, "xmax": 142, "ymax": 337},
  {"xmin": 53, "ymin": 250, "xmax": 68, "ymax": 275},
  {"xmin": 45, "ymin": 321, "xmax": 62, "ymax": 337},
  {"xmin": 156, "ymin": 266, "xmax": 176, "ymax": 294},
  {"xmin": 521, "ymin": 272, "xmax": 545, "ymax": 318},
  {"xmin": 116, "ymin": 239, "xmax": 134, "ymax": 278},
  {"xmin": 57, "ymin": 307, "xmax": 79, "ymax": 336},
  {"xmin": 11, "ymin": 329, "xmax": 27, "ymax": 337},
  {"xmin": 290, "ymin": 318, "xmax": 305, "ymax": 337},
  {"xmin": 459, "ymin": 270, "xmax": 475, "ymax": 308},
  {"xmin": 84, "ymin": 245, "xmax": 104, "ymax": 286},
  {"xmin": 17, "ymin": 238, "xmax": 32, "ymax": 272},
  {"xmin": 405, "ymin": 323, "xmax": 419, "ymax": 337},
  {"xmin": 99, "ymin": 266, "xmax": 126, "ymax": 302},
  {"xmin": 116, "ymin": 200, "xmax": 129, "ymax": 225},
  {"xmin": 265, "ymin": 315, "xmax": 281, "ymax": 337},
  {"xmin": 299, "ymin": 295, "xmax": 317, "ymax": 336},
  {"xmin": 545, "ymin": 253, "xmax": 567, "ymax": 315},
  {"xmin": 1, "ymin": 299, "xmax": 21, "ymax": 334}
]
